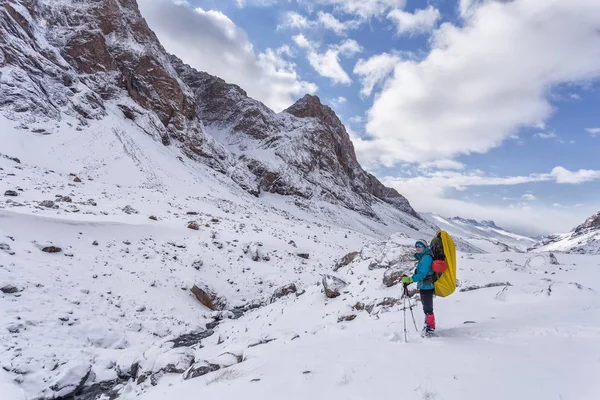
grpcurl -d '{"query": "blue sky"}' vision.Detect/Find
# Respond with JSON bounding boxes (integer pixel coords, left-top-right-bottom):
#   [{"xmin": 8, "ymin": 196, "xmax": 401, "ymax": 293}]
[{"xmin": 138, "ymin": 0, "xmax": 600, "ymax": 235}]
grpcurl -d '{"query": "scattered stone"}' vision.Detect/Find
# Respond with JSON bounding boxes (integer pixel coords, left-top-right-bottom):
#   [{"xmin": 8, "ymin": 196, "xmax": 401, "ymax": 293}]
[
  {"xmin": 463, "ymin": 321, "xmax": 477, "ymax": 324},
  {"xmin": 1, "ymin": 284, "xmax": 19, "ymax": 294},
  {"xmin": 288, "ymin": 240, "xmax": 297, "ymax": 247},
  {"xmin": 186, "ymin": 211, "xmax": 198, "ymax": 215},
  {"xmin": 549, "ymin": 253, "xmax": 560, "ymax": 265},
  {"xmin": 192, "ymin": 260, "xmax": 204, "ymax": 270},
  {"xmin": 334, "ymin": 251, "xmax": 360, "ymax": 271},
  {"xmin": 149, "ymin": 215, "xmax": 158, "ymax": 221},
  {"xmin": 136, "ymin": 305, "xmax": 146, "ymax": 312},
  {"xmin": 92, "ymin": 241, "xmax": 98, "ymax": 246},
  {"xmin": 211, "ymin": 218, "xmax": 219, "ymax": 223},
  {"xmin": 60, "ymin": 196, "xmax": 73, "ymax": 203},
  {"xmin": 337, "ymin": 314, "xmax": 357, "ymax": 323},
  {"xmin": 4, "ymin": 190, "xmax": 18, "ymax": 197},
  {"xmin": 42, "ymin": 246, "xmax": 62, "ymax": 253},
  {"xmin": 191, "ymin": 284, "xmax": 227, "ymax": 311},
  {"xmin": 74, "ymin": 177, "xmax": 82, "ymax": 183},
  {"xmin": 353, "ymin": 302, "xmax": 365, "ymax": 311},
  {"xmin": 86, "ymin": 199, "xmax": 97, "ymax": 206},
  {"xmin": 243, "ymin": 242, "xmax": 262, "ymax": 261},
  {"xmin": 302, "ymin": 370, "xmax": 311, "ymax": 374},
  {"xmin": 250, "ymin": 378, "xmax": 261, "ymax": 382},
  {"xmin": 296, "ymin": 253, "xmax": 310, "ymax": 259},
  {"xmin": 40, "ymin": 200, "xmax": 55, "ymax": 208},
  {"xmin": 187, "ymin": 222, "xmax": 200, "ymax": 230},
  {"xmin": 270, "ymin": 283, "xmax": 297, "ymax": 303},
  {"xmin": 322, "ymin": 275, "xmax": 347, "ymax": 298}
]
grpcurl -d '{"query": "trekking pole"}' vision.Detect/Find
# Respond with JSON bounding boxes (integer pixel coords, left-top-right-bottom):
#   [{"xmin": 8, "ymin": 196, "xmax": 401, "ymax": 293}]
[
  {"xmin": 402, "ymin": 286, "xmax": 408, "ymax": 343},
  {"xmin": 404, "ymin": 284, "xmax": 419, "ymax": 332}
]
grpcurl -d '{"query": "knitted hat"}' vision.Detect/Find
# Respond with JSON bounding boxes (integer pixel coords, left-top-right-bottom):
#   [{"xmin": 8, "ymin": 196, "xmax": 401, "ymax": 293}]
[{"xmin": 415, "ymin": 239, "xmax": 428, "ymax": 247}]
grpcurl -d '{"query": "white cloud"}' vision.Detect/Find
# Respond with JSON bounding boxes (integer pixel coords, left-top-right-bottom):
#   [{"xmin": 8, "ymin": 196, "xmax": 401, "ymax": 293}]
[
  {"xmin": 550, "ymin": 166, "xmax": 600, "ymax": 184},
  {"xmin": 387, "ymin": 6, "xmax": 440, "ymax": 35},
  {"xmin": 586, "ymin": 127, "xmax": 600, "ymax": 137},
  {"xmin": 295, "ymin": 38, "xmax": 362, "ymax": 85},
  {"xmin": 335, "ymin": 39, "xmax": 363, "ymax": 57},
  {"xmin": 533, "ymin": 132, "xmax": 557, "ymax": 139},
  {"xmin": 137, "ymin": 0, "xmax": 316, "ymax": 112},
  {"xmin": 569, "ymin": 93, "xmax": 582, "ymax": 100},
  {"xmin": 279, "ymin": 11, "xmax": 312, "ymax": 30},
  {"xmin": 311, "ymin": 0, "xmax": 407, "ymax": 19},
  {"xmin": 317, "ymin": 12, "xmax": 359, "ymax": 35},
  {"xmin": 418, "ymin": 160, "xmax": 467, "ymax": 171},
  {"xmin": 353, "ymin": 53, "xmax": 402, "ymax": 96},
  {"xmin": 331, "ymin": 96, "xmax": 347, "ymax": 106},
  {"xmin": 381, "ymin": 167, "xmax": 600, "ymax": 235},
  {"xmin": 349, "ymin": 115, "xmax": 364, "ymax": 125},
  {"xmin": 292, "ymin": 34, "xmax": 313, "ymax": 49},
  {"xmin": 236, "ymin": 0, "xmax": 278, "ymax": 7},
  {"xmin": 307, "ymin": 50, "xmax": 352, "ymax": 84},
  {"xmin": 358, "ymin": 0, "xmax": 600, "ymax": 166}
]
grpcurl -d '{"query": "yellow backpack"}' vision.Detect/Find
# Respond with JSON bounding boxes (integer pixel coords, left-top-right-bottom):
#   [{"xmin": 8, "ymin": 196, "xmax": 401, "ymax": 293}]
[{"xmin": 430, "ymin": 230, "xmax": 457, "ymax": 297}]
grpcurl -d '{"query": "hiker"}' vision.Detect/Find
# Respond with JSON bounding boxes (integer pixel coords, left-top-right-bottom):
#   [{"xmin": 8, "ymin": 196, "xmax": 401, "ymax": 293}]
[{"xmin": 402, "ymin": 239, "xmax": 436, "ymax": 336}]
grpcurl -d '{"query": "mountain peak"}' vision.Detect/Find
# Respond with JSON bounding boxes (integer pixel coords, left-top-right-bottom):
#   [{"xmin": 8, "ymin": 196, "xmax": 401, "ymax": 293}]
[
  {"xmin": 573, "ymin": 210, "xmax": 600, "ymax": 236},
  {"xmin": 284, "ymin": 94, "xmax": 336, "ymax": 121}
]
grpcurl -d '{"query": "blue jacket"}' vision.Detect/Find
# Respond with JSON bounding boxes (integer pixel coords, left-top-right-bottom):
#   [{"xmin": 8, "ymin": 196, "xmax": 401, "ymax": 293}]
[{"xmin": 412, "ymin": 248, "xmax": 434, "ymax": 290}]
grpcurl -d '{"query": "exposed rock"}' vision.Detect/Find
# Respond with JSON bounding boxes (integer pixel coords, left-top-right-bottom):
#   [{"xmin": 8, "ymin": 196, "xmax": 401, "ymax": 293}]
[
  {"xmin": 40, "ymin": 200, "xmax": 55, "ymax": 208},
  {"xmin": 59, "ymin": 196, "xmax": 73, "ymax": 203},
  {"xmin": 334, "ymin": 251, "xmax": 359, "ymax": 271},
  {"xmin": 74, "ymin": 177, "xmax": 82, "ymax": 183},
  {"xmin": 122, "ymin": 205, "xmax": 138, "ymax": 214},
  {"xmin": 549, "ymin": 253, "xmax": 559, "ymax": 265},
  {"xmin": 183, "ymin": 361, "xmax": 220, "ymax": 380},
  {"xmin": 210, "ymin": 351, "xmax": 244, "ymax": 367},
  {"xmin": 42, "ymin": 246, "xmax": 62, "ymax": 253},
  {"xmin": 1, "ymin": 284, "xmax": 19, "ymax": 294},
  {"xmin": 337, "ymin": 314, "xmax": 357, "ymax": 322},
  {"xmin": 191, "ymin": 284, "xmax": 227, "ymax": 311},
  {"xmin": 270, "ymin": 283, "xmax": 297, "ymax": 303},
  {"xmin": 4, "ymin": 190, "xmax": 18, "ymax": 197},
  {"xmin": 115, "ymin": 356, "xmax": 139, "ymax": 380},
  {"xmin": 383, "ymin": 266, "xmax": 406, "ymax": 287},
  {"xmin": 288, "ymin": 240, "xmax": 297, "ymax": 247},
  {"xmin": 187, "ymin": 222, "xmax": 200, "ymax": 230},
  {"xmin": 243, "ymin": 242, "xmax": 262, "ymax": 261},
  {"xmin": 0, "ymin": 243, "xmax": 15, "ymax": 255},
  {"xmin": 248, "ymin": 338, "xmax": 276, "ymax": 348},
  {"xmin": 92, "ymin": 241, "xmax": 99, "ymax": 246},
  {"xmin": 49, "ymin": 364, "xmax": 91, "ymax": 398},
  {"xmin": 297, "ymin": 253, "xmax": 310, "ymax": 259},
  {"xmin": 460, "ymin": 282, "xmax": 512, "ymax": 292},
  {"xmin": 322, "ymin": 275, "xmax": 347, "ymax": 298},
  {"xmin": 169, "ymin": 330, "xmax": 215, "ymax": 348},
  {"xmin": 149, "ymin": 215, "xmax": 158, "ymax": 221},
  {"xmin": 85, "ymin": 199, "xmax": 97, "ymax": 206},
  {"xmin": 353, "ymin": 302, "xmax": 365, "ymax": 311},
  {"xmin": 192, "ymin": 260, "xmax": 203, "ymax": 270}
]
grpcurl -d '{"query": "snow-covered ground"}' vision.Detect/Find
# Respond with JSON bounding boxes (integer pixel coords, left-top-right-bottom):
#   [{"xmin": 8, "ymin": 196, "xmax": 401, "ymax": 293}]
[{"xmin": 2, "ymin": 114, "xmax": 600, "ymax": 400}]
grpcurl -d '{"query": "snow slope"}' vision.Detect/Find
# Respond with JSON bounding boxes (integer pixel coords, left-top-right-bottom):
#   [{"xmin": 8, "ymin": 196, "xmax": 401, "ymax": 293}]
[{"xmin": 423, "ymin": 213, "xmax": 537, "ymax": 252}]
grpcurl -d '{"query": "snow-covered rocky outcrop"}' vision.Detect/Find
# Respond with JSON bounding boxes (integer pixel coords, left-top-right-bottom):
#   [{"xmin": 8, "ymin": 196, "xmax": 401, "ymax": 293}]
[{"xmin": 535, "ymin": 210, "xmax": 600, "ymax": 254}]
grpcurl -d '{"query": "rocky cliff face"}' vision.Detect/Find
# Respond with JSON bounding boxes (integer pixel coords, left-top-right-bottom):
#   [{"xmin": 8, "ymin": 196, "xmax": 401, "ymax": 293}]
[
  {"xmin": 1, "ymin": 0, "xmax": 420, "ymax": 223},
  {"xmin": 171, "ymin": 56, "xmax": 420, "ymax": 220},
  {"xmin": 0, "ymin": 0, "xmax": 258, "ymax": 192},
  {"xmin": 572, "ymin": 211, "xmax": 600, "ymax": 237}
]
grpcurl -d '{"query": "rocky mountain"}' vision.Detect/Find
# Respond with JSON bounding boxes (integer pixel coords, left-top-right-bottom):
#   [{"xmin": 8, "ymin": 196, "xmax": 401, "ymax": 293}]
[
  {"xmin": 0, "ymin": 0, "xmax": 422, "ymax": 226},
  {"xmin": 422, "ymin": 213, "xmax": 537, "ymax": 252},
  {"xmin": 535, "ymin": 210, "xmax": 600, "ymax": 254}
]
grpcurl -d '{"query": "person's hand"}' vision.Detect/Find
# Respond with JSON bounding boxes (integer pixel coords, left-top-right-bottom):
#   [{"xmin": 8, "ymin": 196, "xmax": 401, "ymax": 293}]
[{"xmin": 401, "ymin": 275, "xmax": 413, "ymax": 285}]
